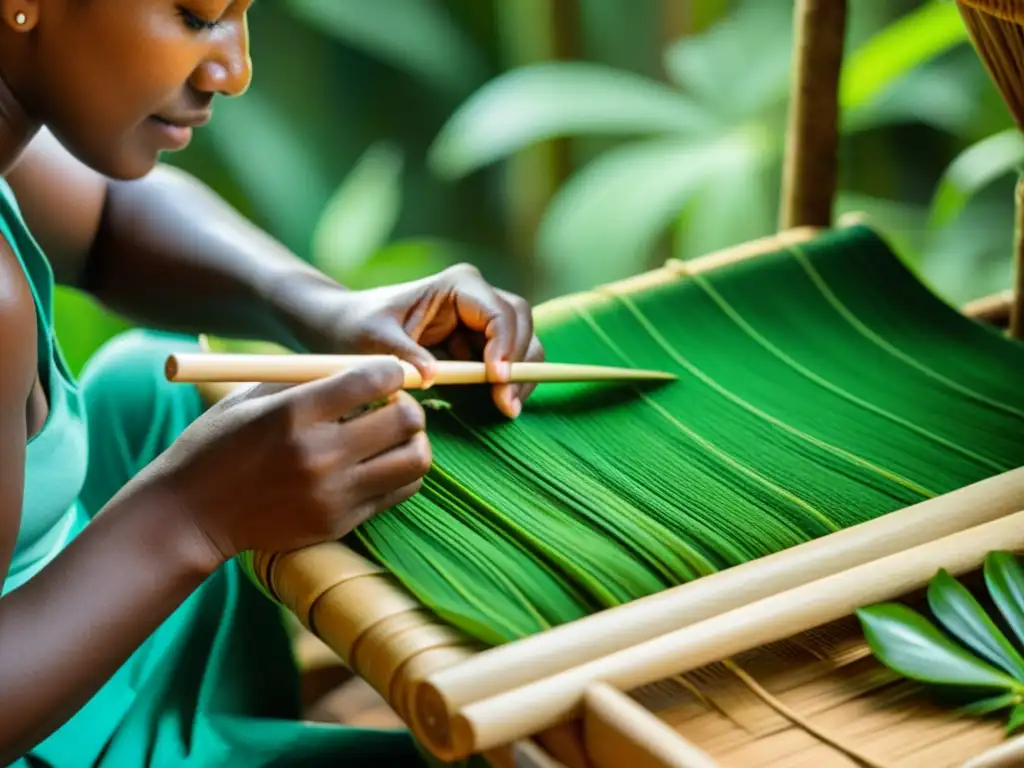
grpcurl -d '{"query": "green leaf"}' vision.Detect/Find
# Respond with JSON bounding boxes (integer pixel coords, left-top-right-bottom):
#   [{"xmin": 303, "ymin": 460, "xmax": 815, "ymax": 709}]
[
  {"xmin": 673, "ymin": 123, "xmax": 779, "ymax": 260},
  {"xmin": 857, "ymin": 603, "xmax": 1022, "ymax": 691},
  {"xmin": 928, "ymin": 129, "xmax": 1024, "ymax": 228},
  {"xmin": 1009, "ymin": 703, "xmax": 1024, "ymax": 733},
  {"xmin": 203, "ymin": 88, "xmax": 333, "ymax": 254},
  {"xmin": 535, "ymin": 130, "xmax": 760, "ymax": 295},
  {"xmin": 955, "ymin": 692, "xmax": 1020, "ymax": 717},
  {"xmin": 928, "ymin": 569, "xmax": 1024, "ymax": 682},
  {"xmin": 662, "ymin": 1, "xmax": 793, "ymax": 119},
  {"xmin": 840, "ymin": 0, "xmax": 968, "ymax": 111},
  {"xmin": 843, "ymin": 57, "xmax": 981, "ymax": 135},
  {"xmin": 428, "ymin": 63, "xmax": 714, "ymax": 178},
  {"xmin": 339, "ymin": 238, "xmax": 460, "ymax": 290},
  {"xmin": 985, "ymin": 552, "xmax": 1024, "ymax": 652},
  {"xmin": 286, "ymin": 0, "xmax": 486, "ymax": 96},
  {"xmin": 52, "ymin": 288, "xmax": 132, "ymax": 377},
  {"xmin": 310, "ymin": 142, "xmax": 404, "ymax": 282}
]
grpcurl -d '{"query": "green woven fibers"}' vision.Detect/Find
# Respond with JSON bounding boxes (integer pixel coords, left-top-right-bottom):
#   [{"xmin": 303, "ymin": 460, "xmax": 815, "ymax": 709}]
[{"xmin": 347, "ymin": 225, "xmax": 1024, "ymax": 648}]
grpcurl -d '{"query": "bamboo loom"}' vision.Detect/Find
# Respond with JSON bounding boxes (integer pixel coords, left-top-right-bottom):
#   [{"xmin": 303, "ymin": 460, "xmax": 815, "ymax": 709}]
[{"xmin": 198, "ymin": 1, "xmax": 1024, "ymax": 766}]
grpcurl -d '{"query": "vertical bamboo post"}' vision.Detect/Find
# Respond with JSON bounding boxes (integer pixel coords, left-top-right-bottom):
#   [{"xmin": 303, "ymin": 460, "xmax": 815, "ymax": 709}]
[
  {"xmin": 1012, "ymin": 174, "xmax": 1024, "ymax": 339},
  {"xmin": 778, "ymin": 0, "xmax": 847, "ymax": 230}
]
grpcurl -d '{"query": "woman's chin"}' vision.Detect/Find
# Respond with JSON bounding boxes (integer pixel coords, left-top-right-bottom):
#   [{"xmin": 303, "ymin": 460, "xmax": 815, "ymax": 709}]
[{"xmin": 90, "ymin": 144, "xmax": 162, "ymax": 182}]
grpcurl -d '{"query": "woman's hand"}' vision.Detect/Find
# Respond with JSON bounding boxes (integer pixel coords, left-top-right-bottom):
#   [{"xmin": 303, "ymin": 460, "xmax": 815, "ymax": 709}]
[
  {"xmin": 290, "ymin": 264, "xmax": 544, "ymax": 419},
  {"xmin": 136, "ymin": 358, "xmax": 429, "ymax": 565}
]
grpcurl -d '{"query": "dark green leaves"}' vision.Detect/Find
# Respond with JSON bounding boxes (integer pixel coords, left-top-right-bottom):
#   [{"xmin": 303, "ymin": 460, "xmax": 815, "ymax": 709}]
[
  {"xmin": 927, "ymin": 568, "xmax": 1024, "ymax": 680},
  {"xmin": 857, "ymin": 603, "xmax": 1020, "ymax": 690},
  {"xmin": 857, "ymin": 552, "xmax": 1024, "ymax": 736},
  {"xmin": 1009, "ymin": 704, "xmax": 1024, "ymax": 734},
  {"xmin": 985, "ymin": 552, "xmax": 1024, "ymax": 651}
]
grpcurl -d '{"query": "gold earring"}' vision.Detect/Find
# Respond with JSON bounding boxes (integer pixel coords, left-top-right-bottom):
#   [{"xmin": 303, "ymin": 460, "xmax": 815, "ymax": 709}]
[{"xmin": 14, "ymin": 11, "xmax": 27, "ymax": 25}]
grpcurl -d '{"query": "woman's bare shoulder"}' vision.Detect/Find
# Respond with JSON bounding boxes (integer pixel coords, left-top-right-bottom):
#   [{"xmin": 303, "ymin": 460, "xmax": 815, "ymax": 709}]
[{"xmin": 0, "ymin": 233, "xmax": 38, "ymax": 411}]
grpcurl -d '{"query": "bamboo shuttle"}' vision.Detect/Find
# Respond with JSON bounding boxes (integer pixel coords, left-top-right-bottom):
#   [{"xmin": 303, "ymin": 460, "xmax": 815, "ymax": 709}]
[
  {"xmin": 416, "ymin": 510, "xmax": 1024, "ymax": 761},
  {"xmin": 165, "ymin": 353, "xmax": 674, "ymax": 388},
  {"xmin": 413, "ymin": 468, "xmax": 1024, "ymax": 744}
]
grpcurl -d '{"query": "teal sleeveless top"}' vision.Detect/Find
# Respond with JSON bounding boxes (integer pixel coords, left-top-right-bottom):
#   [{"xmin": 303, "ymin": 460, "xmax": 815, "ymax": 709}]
[
  {"xmin": 0, "ymin": 179, "xmax": 143, "ymax": 766},
  {"xmin": 0, "ymin": 181, "xmax": 90, "ymax": 596}
]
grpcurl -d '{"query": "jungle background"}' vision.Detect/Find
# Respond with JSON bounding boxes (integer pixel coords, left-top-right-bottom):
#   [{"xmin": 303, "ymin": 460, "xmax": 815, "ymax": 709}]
[{"xmin": 53, "ymin": 0, "xmax": 1024, "ymax": 374}]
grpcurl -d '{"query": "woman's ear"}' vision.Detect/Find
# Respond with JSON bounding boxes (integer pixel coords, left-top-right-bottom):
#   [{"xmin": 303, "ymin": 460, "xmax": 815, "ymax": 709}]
[{"xmin": 0, "ymin": 0, "xmax": 39, "ymax": 32}]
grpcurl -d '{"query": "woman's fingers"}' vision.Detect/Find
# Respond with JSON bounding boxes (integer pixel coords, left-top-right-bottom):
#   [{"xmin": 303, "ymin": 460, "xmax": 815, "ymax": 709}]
[
  {"xmin": 489, "ymin": 289, "xmax": 535, "ymax": 418},
  {"xmin": 346, "ymin": 478, "xmax": 426, "ymax": 532},
  {"xmin": 337, "ymin": 392, "xmax": 426, "ymax": 463},
  {"xmin": 353, "ymin": 431, "xmax": 433, "ymax": 500},
  {"xmin": 514, "ymin": 334, "xmax": 546, "ymax": 406}
]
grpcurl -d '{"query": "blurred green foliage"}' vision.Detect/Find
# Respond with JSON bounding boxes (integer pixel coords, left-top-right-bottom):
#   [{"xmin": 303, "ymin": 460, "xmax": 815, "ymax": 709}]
[{"xmin": 53, "ymin": 0, "xmax": 1024, "ymax": 375}]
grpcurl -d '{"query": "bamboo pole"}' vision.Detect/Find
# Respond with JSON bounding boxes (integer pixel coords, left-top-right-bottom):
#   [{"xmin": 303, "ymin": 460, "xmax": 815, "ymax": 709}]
[
  {"xmin": 778, "ymin": 0, "xmax": 847, "ymax": 229},
  {"xmin": 531, "ymin": 227, "xmax": 820, "ymax": 325},
  {"xmin": 415, "ymin": 510, "xmax": 1024, "ymax": 761},
  {"xmin": 411, "ymin": 467, "xmax": 1024, "ymax": 755},
  {"xmin": 962, "ymin": 732, "xmax": 1024, "ymax": 767},
  {"xmin": 963, "ymin": 289, "xmax": 1014, "ymax": 327},
  {"xmin": 583, "ymin": 683, "xmax": 718, "ymax": 768}
]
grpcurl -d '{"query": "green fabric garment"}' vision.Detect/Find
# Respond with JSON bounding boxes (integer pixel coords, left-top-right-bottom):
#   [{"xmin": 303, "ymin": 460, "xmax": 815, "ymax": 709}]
[{"xmin": 0, "ymin": 179, "xmax": 426, "ymax": 767}]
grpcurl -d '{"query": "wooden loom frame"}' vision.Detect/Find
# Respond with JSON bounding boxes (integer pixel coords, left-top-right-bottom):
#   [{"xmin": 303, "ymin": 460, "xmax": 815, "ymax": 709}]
[{"xmin": 216, "ymin": 1, "xmax": 1024, "ymax": 766}]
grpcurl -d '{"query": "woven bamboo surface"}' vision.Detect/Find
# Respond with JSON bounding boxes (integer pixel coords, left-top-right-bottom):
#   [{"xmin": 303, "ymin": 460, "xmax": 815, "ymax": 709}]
[{"xmin": 630, "ymin": 602, "xmax": 1007, "ymax": 768}]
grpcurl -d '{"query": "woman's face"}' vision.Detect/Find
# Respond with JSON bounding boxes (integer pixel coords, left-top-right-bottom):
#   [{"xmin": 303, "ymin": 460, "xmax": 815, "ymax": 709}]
[{"xmin": 1, "ymin": 0, "xmax": 253, "ymax": 179}]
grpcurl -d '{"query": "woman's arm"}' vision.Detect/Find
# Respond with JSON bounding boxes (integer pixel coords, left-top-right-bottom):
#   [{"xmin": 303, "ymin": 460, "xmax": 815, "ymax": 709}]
[
  {"xmin": 0, "ymin": 228, "xmax": 431, "ymax": 759},
  {"xmin": 0, "ymin": 242, "xmax": 223, "ymax": 762},
  {"xmin": 6, "ymin": 129, "xmax": 330, "ymax": 350}
]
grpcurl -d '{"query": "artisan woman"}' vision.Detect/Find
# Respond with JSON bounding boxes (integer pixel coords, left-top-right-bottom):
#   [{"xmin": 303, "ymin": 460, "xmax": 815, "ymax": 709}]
[{"xmin": 0, "ymin": 1, "xmax": 542, "ymax": 765}]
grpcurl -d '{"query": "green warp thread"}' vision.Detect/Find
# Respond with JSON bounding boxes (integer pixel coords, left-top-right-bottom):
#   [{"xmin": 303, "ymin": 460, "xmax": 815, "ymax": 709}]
[{"xmin": 254, "ymin": 225, "xmax": 1024, "ymax": 649}]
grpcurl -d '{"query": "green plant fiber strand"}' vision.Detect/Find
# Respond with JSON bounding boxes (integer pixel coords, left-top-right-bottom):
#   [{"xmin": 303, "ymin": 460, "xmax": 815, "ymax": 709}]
[{"xmin": 332, "ymin": 225, "xmax": 1024, "ymax": 647}]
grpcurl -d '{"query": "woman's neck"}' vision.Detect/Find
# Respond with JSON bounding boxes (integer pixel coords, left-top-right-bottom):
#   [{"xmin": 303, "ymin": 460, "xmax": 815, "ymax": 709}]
[{"xmin": 0, "ymin": 73, "xmax": 38, "ymax": 176}]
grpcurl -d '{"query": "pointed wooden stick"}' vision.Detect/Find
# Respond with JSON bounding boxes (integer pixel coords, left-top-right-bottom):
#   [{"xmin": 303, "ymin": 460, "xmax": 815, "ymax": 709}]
[{"xmin": 165, "ymin": 353, "xmax": 676, "ymax": 389}]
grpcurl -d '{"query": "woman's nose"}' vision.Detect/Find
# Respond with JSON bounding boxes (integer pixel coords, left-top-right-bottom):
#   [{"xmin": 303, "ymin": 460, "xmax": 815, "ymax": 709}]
[{"xmin": 190, "ymin": 20, "xmax": 253, "ymax": 98}]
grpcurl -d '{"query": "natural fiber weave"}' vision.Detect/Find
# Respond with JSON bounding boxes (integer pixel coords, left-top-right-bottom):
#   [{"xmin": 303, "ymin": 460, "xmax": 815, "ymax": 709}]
[
  {"xmin": 959, "ymin": 0, "xmax": 1024, "ymax": 25},
  {"xmin": 632, "ymin": 606, "xmax": 1008, "ymax": 768},
  {"xmin": 958, "ymin": 2, "xmax": 1024, "ymax": 129}
]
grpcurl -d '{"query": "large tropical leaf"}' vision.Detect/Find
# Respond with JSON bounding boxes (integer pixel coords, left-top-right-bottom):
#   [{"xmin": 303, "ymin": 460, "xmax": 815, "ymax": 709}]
[
  {"xmin": 311, "ymin": 142, "xmax": 405, "ymax": 283},
  {"xmin": 535, "ymin": 131, "xmax": 757, "ymax": 295},
  {"xmin": 662, "ymin": 0, "xmax": 794, "ymax": 119},
  {"xmin": 928, "ymin": 129, "xmax": 1024, "ymax": 228},
  {"xmin": 203, "ymin": 89, "xmax": 333, "ymax": 254},
  {"xmin": 840, "ymin": 0, "xmax": 968, "ymax": 113},
  {"xmin": 339, "ymin": 238, "xmax": 462, "ymax": 291},
  {"xmin": 428, "ymin": 63, "xmax": 715, "ymax": 179},
  {"xmin": 286, "ymin": 0, "xmax": 486, "ymax": 96}
]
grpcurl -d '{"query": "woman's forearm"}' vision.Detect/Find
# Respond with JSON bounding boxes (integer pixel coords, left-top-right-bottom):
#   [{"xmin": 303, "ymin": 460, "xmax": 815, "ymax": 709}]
[
  {"xmin": 83, "ymin": 165, "xmax": 340, "ymax": 350},
  {"xmin": 0, "ymin": 484, "xmax": 223, "ymax": 762}
]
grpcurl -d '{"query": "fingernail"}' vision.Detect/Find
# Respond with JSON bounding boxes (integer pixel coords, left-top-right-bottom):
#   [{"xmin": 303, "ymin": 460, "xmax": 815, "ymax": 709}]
[{"xmin": 510, "ymin": 398, "xmax": 521, "ymax": 418}]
